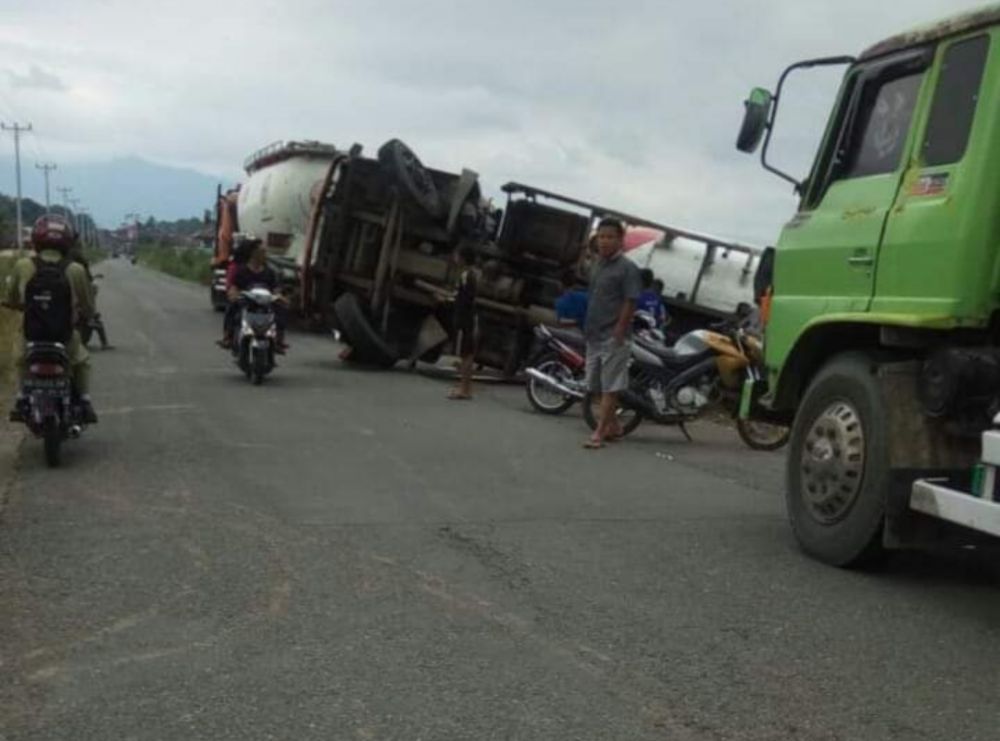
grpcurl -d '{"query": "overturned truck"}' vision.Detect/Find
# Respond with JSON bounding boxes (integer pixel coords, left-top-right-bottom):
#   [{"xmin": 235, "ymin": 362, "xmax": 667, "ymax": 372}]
[{"xmin": 222, "ymin": 139, "xmax": 762, "ymax": 374}]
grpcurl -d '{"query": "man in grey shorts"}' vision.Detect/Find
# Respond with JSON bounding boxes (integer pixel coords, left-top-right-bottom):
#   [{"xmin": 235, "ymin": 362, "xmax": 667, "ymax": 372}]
[{"xmin": 583, "ymin": 217, "xmax": 641, "ymax": 448}]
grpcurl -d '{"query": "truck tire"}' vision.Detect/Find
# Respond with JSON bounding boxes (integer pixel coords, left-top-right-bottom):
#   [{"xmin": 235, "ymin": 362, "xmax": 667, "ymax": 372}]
[
  {"xmin": 786, "ymin": 353, "xmax": 888, "ymax": 568},
  {"xmin": 333, "ymin": 292, "xmax": 399, "ymax": 369},
  {"xmin": 377, "ymin": 139, "xmax": 445, "ymax": 220}
]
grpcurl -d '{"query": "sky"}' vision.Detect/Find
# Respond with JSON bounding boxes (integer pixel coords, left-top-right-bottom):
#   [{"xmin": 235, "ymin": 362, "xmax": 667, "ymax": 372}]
[{"xmin": 0, "ymin": 0, "xmax": 988, "ymax": 238}]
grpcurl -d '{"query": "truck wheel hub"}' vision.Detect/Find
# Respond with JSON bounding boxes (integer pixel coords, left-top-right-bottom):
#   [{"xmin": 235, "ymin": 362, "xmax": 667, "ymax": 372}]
[{"xmin": 800, "ymin": 401, "xmax": 865, "ymax": 524}]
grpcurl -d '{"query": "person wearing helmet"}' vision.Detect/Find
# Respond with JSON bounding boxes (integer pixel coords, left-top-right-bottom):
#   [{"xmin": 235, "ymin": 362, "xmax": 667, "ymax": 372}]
[
  {"xmin": 3, "ymin": 214, "xmax": 98, "ymax": 424},
  {"xmin": 216, "ymin": 233, "xmax": 257, "ymax": 349}
]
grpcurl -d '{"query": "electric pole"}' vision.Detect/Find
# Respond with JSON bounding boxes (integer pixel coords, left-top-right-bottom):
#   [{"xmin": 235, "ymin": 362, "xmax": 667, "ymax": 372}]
[
  {"xmin": 36, "ymin": 162, "xmax": 56, "ymax": 211},
  {"xmin": 78, "ymin": 208, "xmax": 90, "ymax": 247},
  {"xmin": 68, "ymin": 198, "xmax": 81, "ymax": 234},
  {"xmin": 57, "ymin": 186, "xmax": 73, "ymax": 223},
  {"xmin": 2, "ymin": 121, "xmax": 33, "ymax": 248}
]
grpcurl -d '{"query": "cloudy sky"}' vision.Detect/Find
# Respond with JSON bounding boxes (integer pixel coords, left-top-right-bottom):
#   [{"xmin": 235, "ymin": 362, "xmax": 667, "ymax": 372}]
[{"xmin": 0, "ymin": 0, "xmax": 986, "ymax": 239}]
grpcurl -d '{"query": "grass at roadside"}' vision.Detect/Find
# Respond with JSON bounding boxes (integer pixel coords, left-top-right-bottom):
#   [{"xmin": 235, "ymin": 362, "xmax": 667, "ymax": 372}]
[
  {"xmin": 0, "ymin": 256, "xmax": 17, "ymax": 394},
  {"xmin": 137, "ymin": 243, "xmax": 213, "ymax": 285}
]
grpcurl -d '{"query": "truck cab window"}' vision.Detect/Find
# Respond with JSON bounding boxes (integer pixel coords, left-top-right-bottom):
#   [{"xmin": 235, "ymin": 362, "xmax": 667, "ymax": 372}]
[
  {"xmin": 841, "ymin": 72, "xmax": 922, "ymax": 180},
  {"xmin": 923, "ymin": 35, "xmax": 990, "ymax": 166}
]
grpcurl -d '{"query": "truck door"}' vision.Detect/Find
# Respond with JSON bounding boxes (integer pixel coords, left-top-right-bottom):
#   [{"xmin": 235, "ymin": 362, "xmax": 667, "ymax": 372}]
[
  {"xmin": 774, "ymin": 49, "xmax": 931, "ymax": 319},
  {"xmin": 874, "ymin": 34, "xmax": 993, "ymax": 319}
]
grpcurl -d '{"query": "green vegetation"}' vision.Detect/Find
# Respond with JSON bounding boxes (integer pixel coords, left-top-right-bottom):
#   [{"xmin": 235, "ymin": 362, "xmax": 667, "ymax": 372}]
[
  {"xmin": 0, "ymin": 195, "xmax": 97, "ymax": 250},
  {"xmin": 0, "ymin": 256, "xmax": 18, "ymax": 393},
  {"xmin": 137, "ymin": 243, "xmax": 212, "ymax": 285},
  {"xmin": 83, "ymin": 246, "xmax": 109, "ymax": 267}
]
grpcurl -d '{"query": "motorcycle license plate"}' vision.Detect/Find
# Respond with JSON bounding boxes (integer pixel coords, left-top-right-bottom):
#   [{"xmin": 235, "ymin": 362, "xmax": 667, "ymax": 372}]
[{"xmin": 24, "ymin": 378, "xmax": 69, "ymax": 390}]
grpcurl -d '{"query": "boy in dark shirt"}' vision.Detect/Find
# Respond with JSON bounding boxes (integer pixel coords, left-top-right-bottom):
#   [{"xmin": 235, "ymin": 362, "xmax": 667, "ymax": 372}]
[
  {"xmin": 555, "ymin": 272, "xmax": 588, "ymax": 327},
  {"xmin": 449, "ymin": 246, "xmax": 478, "ymax": 400}
]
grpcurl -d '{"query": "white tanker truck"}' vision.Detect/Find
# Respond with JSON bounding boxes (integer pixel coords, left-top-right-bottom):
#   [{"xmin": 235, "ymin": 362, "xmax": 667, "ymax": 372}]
[{"xmin": 212, "ymin": 139, "xmax": 763, "ymax": 372}]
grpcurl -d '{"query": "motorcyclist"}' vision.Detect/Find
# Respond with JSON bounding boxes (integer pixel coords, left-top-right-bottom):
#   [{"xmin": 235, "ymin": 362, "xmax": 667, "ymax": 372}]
[
  {"xmin": 3, "ymin": 214, "xmax": 98, "ymax": 424},
  {"xmin": 220, "ymin": 237, "xmax": 289, "ymax": 353},
  {"xmin": 216, "ymin": 234, "xmax": 255, "ymax": 349}
]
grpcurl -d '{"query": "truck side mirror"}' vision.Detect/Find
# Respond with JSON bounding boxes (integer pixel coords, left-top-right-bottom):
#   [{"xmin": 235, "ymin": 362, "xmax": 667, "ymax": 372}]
[{"xmin": 736, "ymin": 88, "xmax": 774, "ymax": 154}]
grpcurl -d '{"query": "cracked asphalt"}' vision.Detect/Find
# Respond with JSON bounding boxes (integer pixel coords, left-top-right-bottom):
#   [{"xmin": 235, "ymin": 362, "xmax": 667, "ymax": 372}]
[{"xmin": 2, "ymin": 260, "xmax": 1000, "ymax": 740}]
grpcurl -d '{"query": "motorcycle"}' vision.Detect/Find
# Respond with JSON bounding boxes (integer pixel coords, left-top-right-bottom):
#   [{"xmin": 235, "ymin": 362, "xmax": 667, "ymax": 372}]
[
  {"xmin": 582, "ymin": 321, "xmax": 790, "ymax": 451},
  {"xmin": 524, "ymin": 324, "xmax": 587, "ymax": 415},
  {"xmin": 231, "ymin": 287, "xmax": 278, "ymax": 384},
  {"xmin": 524, "ymin": 312, "xmax": 666, "ymax": 416},
  {"xmin": 13, "ymin": 342, "xmax": 89, "ymax": 467}
]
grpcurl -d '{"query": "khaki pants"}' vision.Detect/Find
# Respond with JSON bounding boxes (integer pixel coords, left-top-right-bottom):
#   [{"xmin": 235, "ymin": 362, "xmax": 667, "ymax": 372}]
[{"xmin": 15, "ymin": 329, "xmax": 91, "ymax": 395}]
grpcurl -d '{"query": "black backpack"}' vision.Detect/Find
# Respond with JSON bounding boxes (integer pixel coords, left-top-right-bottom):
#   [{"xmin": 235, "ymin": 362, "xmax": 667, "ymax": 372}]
[{"xmin": 23, "ymin": 257, "xmax": 74, "ymax": 343}]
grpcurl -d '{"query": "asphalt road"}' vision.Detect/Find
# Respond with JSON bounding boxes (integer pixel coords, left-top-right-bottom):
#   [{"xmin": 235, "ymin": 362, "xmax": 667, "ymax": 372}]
[{"xmin": 2, "ymin": 261, "xmax": 1000, "ymax": 740}]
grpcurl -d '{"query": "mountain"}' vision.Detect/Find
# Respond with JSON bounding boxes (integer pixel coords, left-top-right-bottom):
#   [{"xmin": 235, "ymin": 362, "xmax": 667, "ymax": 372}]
[{"xmin": 0, "ymin": 156, "xmax": 229, "ymax": 228}]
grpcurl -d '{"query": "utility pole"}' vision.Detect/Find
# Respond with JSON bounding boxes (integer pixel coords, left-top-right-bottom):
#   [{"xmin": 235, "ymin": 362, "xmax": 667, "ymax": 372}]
[
  {"xmin": 78, "ymin": 208, "xmax": 90, "ymax": 247},
  {"xmin": 68, "ymin": 197, "xmax": 81, "ymax": 235},
  {"xmin": 35, "ymin": 162, "xmax": 56, "ymax": 211},
  {"xmin": 79, "ymin": 208, "xmax": 96, "ymax": 248},
  {"xmin": 57, "ymin": 186, "xmax": 73, "ymax": 224},
  {"xmin": 1, "ymin": 121, "xmax": 33, "ymax": 248}
]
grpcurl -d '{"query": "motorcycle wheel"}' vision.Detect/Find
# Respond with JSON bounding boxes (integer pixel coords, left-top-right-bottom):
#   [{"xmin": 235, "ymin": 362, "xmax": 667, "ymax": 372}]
[
  {"xmin": 44, "ymin": 428, "xmax": 62, "ymax": 468},
  {"xmin": 736, "ymin": 418, "xmax": 791, "ymax": 451},
  {"xmin": 582, "ymin": 393, "xmax": 644, "ymax": 437},
  {"xmin": 252, "ymin": 348, "xmax": 268, "ymax": 385},
  {"xmin": 526, "ymin": 354, "xmax": 577, "ymax": 415}
]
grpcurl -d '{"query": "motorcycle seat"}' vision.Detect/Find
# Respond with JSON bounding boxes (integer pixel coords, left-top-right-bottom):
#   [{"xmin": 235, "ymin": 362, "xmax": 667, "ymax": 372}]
[{"xmin": 546, "ymin": 326, "xmax": 585, "ymax": 348}]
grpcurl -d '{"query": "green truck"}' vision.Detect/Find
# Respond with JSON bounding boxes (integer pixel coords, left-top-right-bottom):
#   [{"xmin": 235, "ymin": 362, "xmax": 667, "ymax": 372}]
[{"xmin": 737, "ymin": 5, "xmax": 1000, "ymax": 566}]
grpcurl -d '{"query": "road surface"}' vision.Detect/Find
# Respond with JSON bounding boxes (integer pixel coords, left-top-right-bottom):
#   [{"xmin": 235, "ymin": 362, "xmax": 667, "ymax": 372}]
[{"xmin": 2, "ymin": 260, "xmax": 1000, "ymax": 740}]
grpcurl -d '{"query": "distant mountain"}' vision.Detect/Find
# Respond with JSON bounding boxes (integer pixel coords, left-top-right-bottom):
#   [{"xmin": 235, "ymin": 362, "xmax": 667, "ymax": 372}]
[{"xmin": 0, "ymin": 155, "xmax": 228, "ymax": 227}]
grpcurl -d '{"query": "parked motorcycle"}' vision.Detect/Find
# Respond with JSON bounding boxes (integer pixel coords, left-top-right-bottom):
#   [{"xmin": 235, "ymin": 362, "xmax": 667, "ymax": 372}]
[
  {"xmin": 13, "ymin": 342, "xmax": 90, "ymax": 467},
  {"xmin": 231, "ymin": 287, "xmax": 278, "ymax": 384},
  {"xmin": 524, "ymin": 325, "xmax": 587, "ymax": 415},
  {"xmin": 524, "ymin": 312, "xmax": 666, "ymax": 416},
  {"xmin": 582, "ymin": 322, "xmax": 790, "ymax": 451}
]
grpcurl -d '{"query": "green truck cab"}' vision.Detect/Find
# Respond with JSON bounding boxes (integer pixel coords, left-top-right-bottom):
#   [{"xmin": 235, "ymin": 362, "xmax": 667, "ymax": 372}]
[{"xmin": 737, "ymin": 6, "xmax": 1000, "ymax": 566}]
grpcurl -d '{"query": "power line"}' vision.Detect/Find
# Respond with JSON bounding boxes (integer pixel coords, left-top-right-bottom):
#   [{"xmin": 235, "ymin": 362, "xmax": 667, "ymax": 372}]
[
  {"xmin": 1, "ymin": 121, "xmax": 33, "ymax": 248},
  {"xmin": 35, "ymin": 162, "xmax": 56, "ymax": 211}
]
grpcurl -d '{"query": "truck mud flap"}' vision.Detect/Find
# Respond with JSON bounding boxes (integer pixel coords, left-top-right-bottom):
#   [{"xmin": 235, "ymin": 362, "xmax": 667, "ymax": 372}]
[{"xmin": 879, "ymin": 361, "xmax": 981, "ymax": 548}]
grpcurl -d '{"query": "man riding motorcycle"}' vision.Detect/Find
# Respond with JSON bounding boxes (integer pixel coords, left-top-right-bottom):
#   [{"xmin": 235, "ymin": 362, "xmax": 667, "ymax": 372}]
[{"xmin": 4, "ymin": 214, "xmax": 98, "ymax": 424}]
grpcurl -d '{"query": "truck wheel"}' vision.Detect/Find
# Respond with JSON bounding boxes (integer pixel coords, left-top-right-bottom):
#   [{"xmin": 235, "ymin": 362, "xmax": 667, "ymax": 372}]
[
  {"xmin": 377, "ymin": 139, "xmax": 445, "ymax": 219},
  {"xmin": 786, "ymin": 353, "xmax": 888, "ymax": 568},
  {"xmin": 333, "ymin": 292, "xmax": 399, "ymax": 369}
]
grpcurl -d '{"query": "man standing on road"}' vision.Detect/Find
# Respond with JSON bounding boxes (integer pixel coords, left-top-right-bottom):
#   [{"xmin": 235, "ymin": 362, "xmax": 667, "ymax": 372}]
[{"xmin": 583, "ymin": 218, "xmax": 641, "ymax": 449}]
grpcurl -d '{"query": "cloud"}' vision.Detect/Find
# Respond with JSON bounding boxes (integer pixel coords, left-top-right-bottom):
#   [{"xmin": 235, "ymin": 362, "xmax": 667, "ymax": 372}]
[
  {"xmin": 0, "ymin": 0, "xmax": 988, "ymax": 239},
  {"xmin": 7, "ymin": 64, "xmax": 67, "ymax": 91}
]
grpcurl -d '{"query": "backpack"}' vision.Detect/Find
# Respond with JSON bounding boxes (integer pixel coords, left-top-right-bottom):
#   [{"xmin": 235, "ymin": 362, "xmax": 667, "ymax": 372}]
[{"xmin": 23, "ymin": 257, "xmax": 74, "ymax": 343}]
